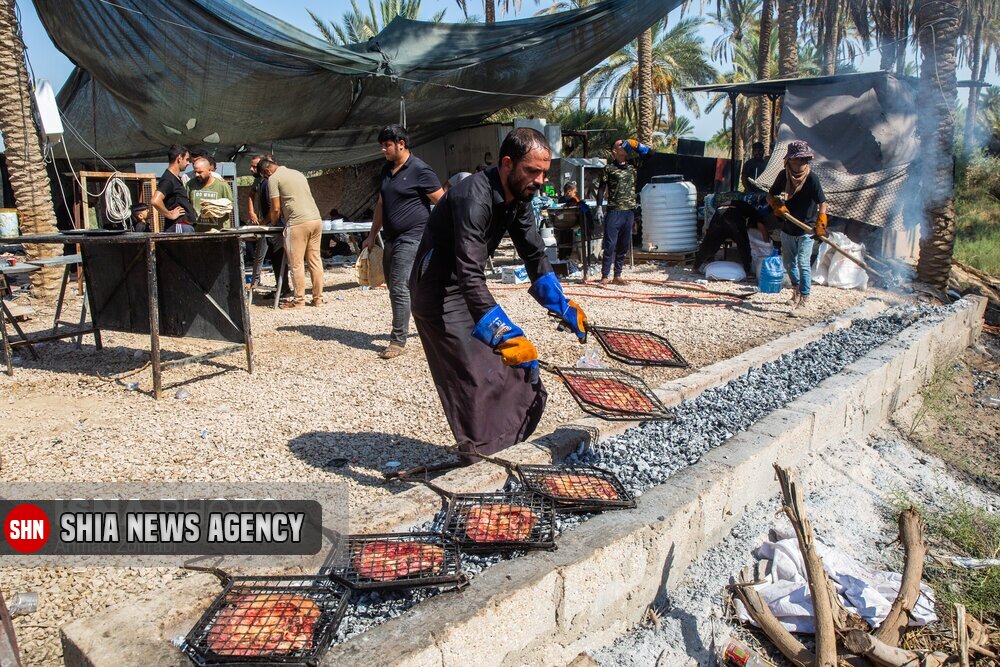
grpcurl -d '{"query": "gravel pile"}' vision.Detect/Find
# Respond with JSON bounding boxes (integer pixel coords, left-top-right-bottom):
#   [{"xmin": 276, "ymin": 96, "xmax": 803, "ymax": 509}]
[
  {"xmin": 573, "ymin": 304, "xmax": 952, "ymax": 494},
  {"xmin": 0, "ymin": 259, "xmax": 882, "ymax": 665}
]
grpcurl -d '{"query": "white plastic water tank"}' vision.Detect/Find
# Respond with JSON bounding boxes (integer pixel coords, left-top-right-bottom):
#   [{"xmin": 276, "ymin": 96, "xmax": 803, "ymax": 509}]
[{"xmin": 640, "ymin": 175, "xmax": 697, "ymax": 252}]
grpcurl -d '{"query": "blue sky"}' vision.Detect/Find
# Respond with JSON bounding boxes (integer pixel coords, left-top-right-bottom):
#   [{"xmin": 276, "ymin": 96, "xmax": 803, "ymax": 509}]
[{"xmin": 16, "ymin": 0, "xmax": 995, "ymax": 143}]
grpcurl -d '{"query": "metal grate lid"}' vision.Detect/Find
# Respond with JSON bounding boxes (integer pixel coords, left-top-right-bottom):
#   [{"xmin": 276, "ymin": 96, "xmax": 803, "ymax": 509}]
[
  {"xmin": 516, "ymin": 464, "xmax": 636, "ymax": 513},
  {"xmin": 325, "ymin": 533, "xmax": 467, "ymax": 591},
  {"xmin": 590, "ymin": 326, "xmax": 689, "ymax": 368},
  {"xmin": 442, "ymin": 491, "xmax": 556, "ymax": 553},
  {"xmin": 553, "ymin": 366, "xmax": 673, "ymax": 421},
  {"xmin": 181, "ymin": 575, "xmax": 350, "ymax": 666}
]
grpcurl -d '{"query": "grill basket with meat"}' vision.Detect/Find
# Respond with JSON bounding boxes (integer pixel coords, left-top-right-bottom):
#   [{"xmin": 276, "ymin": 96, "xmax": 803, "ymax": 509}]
[{"xmin": 204, "ymin": 593, "xmax": 320, "ymax": 657}]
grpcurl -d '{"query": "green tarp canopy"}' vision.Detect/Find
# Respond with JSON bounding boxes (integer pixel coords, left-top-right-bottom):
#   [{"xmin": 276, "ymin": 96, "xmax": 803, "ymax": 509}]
[{"xmin": 34, "ymin": 0, "xmax": 677, "ymax": 170}]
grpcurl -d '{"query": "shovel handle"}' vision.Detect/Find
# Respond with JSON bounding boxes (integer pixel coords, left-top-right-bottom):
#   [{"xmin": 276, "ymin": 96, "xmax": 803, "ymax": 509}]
[
  {"xmin": 778, "ymin": 211, "xmax": 887, "ymax": 281},
  {"xmin": 465, "ymin": 450, "xmax": 518, "ymax": 472}
]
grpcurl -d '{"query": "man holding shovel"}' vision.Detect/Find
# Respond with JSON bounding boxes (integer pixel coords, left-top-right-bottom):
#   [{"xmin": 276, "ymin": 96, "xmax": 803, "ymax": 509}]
[{"xmin": 767, "ymin": 140, "xmax": 828, "ymax": 317}]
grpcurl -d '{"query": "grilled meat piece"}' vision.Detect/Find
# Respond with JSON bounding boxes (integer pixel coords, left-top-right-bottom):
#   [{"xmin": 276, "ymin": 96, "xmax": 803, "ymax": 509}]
[
  {"xmin": 538, "ymin": 473, "xmax": 619, "ymax": 500},
  {"xmin": 566, "ymin": 376, "xmax": 655, "ymax": 413},
  {"xmin": 463, "ymin": 504, "xmax": 537, "ymax": 542},
  {"xmin": 205, "ymin": 593, "xmax": 320, "ymax": 656},
  {"xmin": 353, "ymin": 541, "xmax": 445, "ymax": 581},
  {"xmin": 602, "ymin": 331, "xmax": 675, "ymax": 361}
]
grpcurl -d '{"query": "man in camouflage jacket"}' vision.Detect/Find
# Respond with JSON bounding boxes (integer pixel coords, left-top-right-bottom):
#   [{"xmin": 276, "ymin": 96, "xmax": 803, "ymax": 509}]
[{"xmin": 598, "ymin": 139, "xmax": 648, "ymax": 284}]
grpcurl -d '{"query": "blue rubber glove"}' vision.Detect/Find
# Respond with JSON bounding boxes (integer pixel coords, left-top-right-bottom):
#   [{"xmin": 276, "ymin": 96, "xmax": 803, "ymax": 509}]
[
  {"xmin": 622, "ymin": 139, "xmax": 651, "ymax": 157},
  {"xmin": 528, "ymin": 272, "xmax": 588, "ymax": 342},
  {"xmin": 472, "ymin": 304, "xmax": 539, "ymax": 383}
]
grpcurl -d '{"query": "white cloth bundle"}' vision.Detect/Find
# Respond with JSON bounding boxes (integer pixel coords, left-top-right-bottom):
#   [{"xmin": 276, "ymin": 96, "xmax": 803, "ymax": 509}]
[{"xmin": 735, "ymin": 537, "xmax": 937, "ymax": 634}]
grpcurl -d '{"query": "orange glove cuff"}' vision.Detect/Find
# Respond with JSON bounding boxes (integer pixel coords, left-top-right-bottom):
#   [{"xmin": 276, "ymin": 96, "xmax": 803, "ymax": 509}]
[
  {"xmin": 567, "ymin": 300, "xmax": 589, "ymax": 333},
  {"xmin": 497, "ymin": 337, "xmax": 538, "ymax": 367}
]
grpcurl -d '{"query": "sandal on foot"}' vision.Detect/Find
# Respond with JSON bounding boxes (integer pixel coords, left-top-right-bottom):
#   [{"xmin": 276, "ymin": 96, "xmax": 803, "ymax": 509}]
[{"xmin": 379, "ymin": 344, "xmax": 405, "ymax": 359}]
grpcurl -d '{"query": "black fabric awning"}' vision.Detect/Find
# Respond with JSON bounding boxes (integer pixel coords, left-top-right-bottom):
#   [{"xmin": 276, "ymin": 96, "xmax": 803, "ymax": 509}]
[
  {"xmin": 34, "ymin": 0, "xmax": 678, "ymax": 170},
  {"xmin": 682, "ymin": 71, "xmax": 915, "ymax": 97}
]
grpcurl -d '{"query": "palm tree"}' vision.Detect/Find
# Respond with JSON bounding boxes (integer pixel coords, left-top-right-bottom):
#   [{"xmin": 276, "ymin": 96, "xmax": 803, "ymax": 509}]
[
  {"xmin": 586, "ymin": 17, "xmax": 717, "ymax": 135},
  {"xmin": 309, "ymin": 0, "xmax": 445, "ymax": 44},
  {"xmin": 536, "ymin": 0, "xmax": 599, "ymax": 110},
  {"xmin": 0, "ymin": 0, "xmax": 59, "ymax": 299},
  {"xmin": 915, "ymin": 0, "xmax": 962, "ymax": 289},
  {"xmin": 709, "ymin": 0, "xmax": 762, "ymax": 65},
  {"xmin": 706, "ymin": 31, "xmax": 776, "ymax": 160},
  {"xmin": 776, "ymin": 0, "xmax": 799, "ymax": 76},
  {"xmin": 959, "ymin": 0, "xmax": 998, "ymax": 154},
  {"xmin": 755, "ymin": 0, "xmax": 774, "ymax": 143},
  {"xmin": 637, "ymin": 28, "xmax": 654, "ymax": 144},
  {"xmin": 456, "ymin": 0, "xmax": 536, "ymax": 22},
  {"xmin": 659, "ymin": 115, "xmax": 695, "ymax": 151}
]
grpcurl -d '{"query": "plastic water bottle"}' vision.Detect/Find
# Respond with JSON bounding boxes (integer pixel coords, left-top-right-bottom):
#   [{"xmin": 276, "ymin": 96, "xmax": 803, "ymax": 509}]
[
  {"xmin": 720, "ymin": 639, "xmax": 771, "ymax": 667},
  {"xmin": 757, "ymin": 249, "xmax": 784, "ymax": 294}
]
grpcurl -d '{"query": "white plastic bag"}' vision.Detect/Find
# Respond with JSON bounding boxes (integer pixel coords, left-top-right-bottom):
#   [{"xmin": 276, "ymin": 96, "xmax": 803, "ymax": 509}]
[
  {"xmin": 704, "ymin": 260, "xmax": 747, "ymax": 282},
  {"xmin": 748, "ymin": 228, "xmax": 774, "ymax": 261},
  {"xmin": 812, "ymin": 232, "xmax": 868, "ymax": 290}
]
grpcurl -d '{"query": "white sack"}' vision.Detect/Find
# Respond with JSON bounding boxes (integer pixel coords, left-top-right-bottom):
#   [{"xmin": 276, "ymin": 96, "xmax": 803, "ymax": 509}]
[
  {"xmin": 704, "ymin": 260, "xmax": 746, "ymax": 282},
  {"xmin": 812, "ymin": 231, "xmax": 869, "ymax": 290}
]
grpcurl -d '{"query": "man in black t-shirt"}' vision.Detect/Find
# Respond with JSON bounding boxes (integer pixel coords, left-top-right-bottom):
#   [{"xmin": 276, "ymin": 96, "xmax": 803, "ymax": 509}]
[
  {"xmin": 150, "ymin": 144, "xmax": 196, "ymax": 232},
  {"xmin": 741, "ymin": 142, "xmax": 768, "ymax": 192},
  {"xmin": 362, "ymin": 124, "xmax": 444, "ymax": 359},
  {"xmin": 767, "ymin": 140, "xmax": 827, "ymax": 316}
]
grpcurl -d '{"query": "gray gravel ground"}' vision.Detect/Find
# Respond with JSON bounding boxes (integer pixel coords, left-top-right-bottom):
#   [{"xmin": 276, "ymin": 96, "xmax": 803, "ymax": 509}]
[{"xmin": 0, "ymin": 259, "xmax": 883, "ymax": 665}]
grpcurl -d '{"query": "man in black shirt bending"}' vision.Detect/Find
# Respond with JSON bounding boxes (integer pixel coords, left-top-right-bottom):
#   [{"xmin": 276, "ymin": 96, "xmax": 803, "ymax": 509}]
[
  {"xmin": 409, "ymin": 128, "xmax": 589, "ymax": 460},
  {"xmin": 363, "ymin": 125, "xmax": 444, "ymax": 359},
  {"xmin": 150, "ymin": 144, "xmax": 196, "ymax": 232}
]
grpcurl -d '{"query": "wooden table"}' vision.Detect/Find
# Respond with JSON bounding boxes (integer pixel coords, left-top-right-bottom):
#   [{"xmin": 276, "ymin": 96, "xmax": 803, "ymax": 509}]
[{"xmin": 2, "ymin": 230, "xmax": 274, "ymax": 397}]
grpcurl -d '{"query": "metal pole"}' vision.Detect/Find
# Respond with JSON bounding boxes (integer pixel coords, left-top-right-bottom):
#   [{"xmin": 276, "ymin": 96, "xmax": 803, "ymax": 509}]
[
  {"xmin": 146, "ymin": 238, "xmax": 162, "ymax": 399},
  {"xmin": 729, "ymin": 91, "xmax": 738, "ymax": 191}
]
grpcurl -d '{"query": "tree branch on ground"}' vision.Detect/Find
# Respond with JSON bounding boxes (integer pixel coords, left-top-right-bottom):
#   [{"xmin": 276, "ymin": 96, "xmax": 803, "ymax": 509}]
[
  {"xmin": 874, "ymin": 507, "xmax": 928, "ymax": 647},
  {"xmin": 773, "ymin": 464, "xmax": 838, "ymax": 666}
]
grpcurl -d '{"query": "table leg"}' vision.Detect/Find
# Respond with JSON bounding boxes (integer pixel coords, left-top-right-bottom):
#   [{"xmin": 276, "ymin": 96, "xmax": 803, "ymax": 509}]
[
  {"xmin": 146, "ymin": 239, "xmax": 162, "ymax": 399},
  {"xmin": 1, "ymin": 301, "xmax": 38, "ymax": 361},
  {"xmin": 1, "ymin": 304, "xmax": 12, "ymax": 376},
  {"xmin": 52, "ymin": 264, "xmax": 70, "ymax": 335}
]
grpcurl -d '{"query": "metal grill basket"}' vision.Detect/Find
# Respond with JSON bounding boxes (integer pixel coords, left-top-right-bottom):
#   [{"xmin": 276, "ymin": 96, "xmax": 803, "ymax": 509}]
[
  {"xmin": 590, "ymin": 325, "xmax": 689, "ymax": 368},
  {"xmin": 551, "ymin": 365, "xmax": 672, "ymax": 421},
  {"xmin": 181, "ymin": 569, "xmax": 350, "ymax": 666},
  {"xmin": 325, "ymin": 533, "xmax": 467, "ymax": 591}
]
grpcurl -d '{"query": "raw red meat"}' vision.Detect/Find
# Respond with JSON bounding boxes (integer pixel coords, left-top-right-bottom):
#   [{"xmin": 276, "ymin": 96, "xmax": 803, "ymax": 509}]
[
  {"xmin": 353, "ymin": 541, "xmax": 445, "ymax": 581},
  {"xmin": 538, "ymin": 473, "xmax": 619, "ymax": 500},
  {"xmin": 463, "ymin": 504, "xmax": 537, "ymax": 542},
  {"xmin": 565, "ymin": 376, "xmax": 655, "ymax": 413},
  {"xmin": 205, "ymin": 593, "xmax": 320, "ymax": 656}
]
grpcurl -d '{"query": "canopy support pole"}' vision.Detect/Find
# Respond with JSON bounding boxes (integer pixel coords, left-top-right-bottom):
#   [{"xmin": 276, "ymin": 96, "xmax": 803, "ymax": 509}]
[{"xmin": 729, "ymin": 91, "xmax": 738, "ymax": 191}]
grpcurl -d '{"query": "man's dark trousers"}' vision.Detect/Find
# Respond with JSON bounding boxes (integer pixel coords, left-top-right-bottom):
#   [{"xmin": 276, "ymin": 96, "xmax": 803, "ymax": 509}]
[
  {"xmin": 383, "ymin": 237, "xmax": 420, "ymax": 346},
  {"xmin": 602, "ymin": 209, "xmax": 633, "ymax": 278}
]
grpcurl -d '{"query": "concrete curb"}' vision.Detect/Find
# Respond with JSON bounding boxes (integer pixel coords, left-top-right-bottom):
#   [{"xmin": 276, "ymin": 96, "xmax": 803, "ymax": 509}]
[
  {"xmin": 59, "ymin": 297, "xmax": 920, "ymax": 666},
  {"xmin": 315, "ymin": 297, "xmax": 985, "ymax": 667}
]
